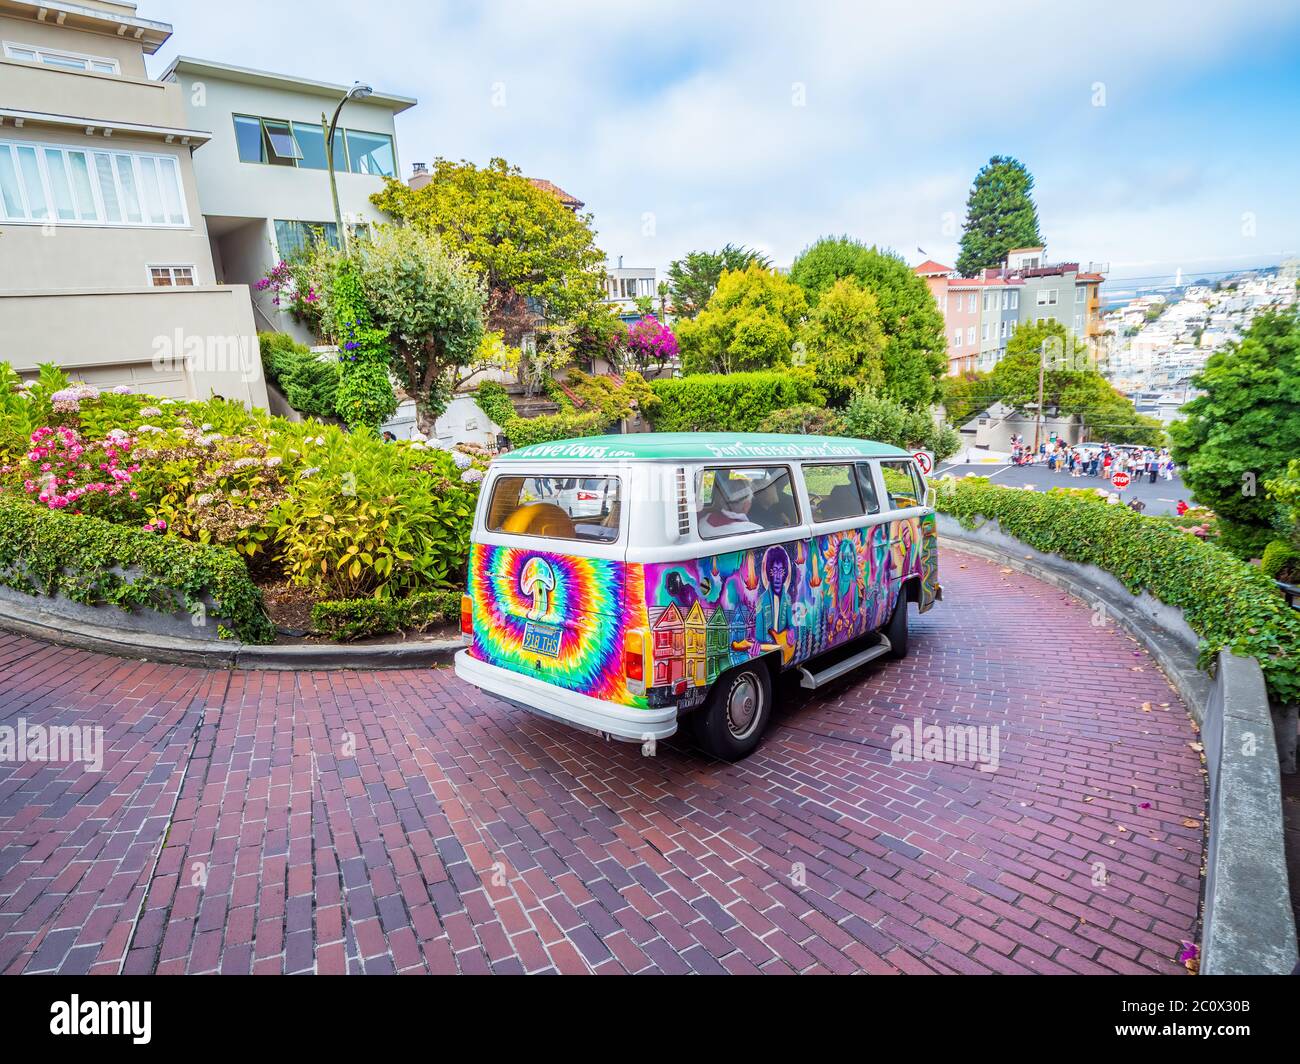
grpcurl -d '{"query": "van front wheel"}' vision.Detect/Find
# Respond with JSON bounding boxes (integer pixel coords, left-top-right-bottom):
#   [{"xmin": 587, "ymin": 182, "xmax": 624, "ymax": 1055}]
[
  {"xmin": 693, "ymin": 664, "xmax": 772, "ymax": 762},
  {"xmin": 886, "ymin": 587, "xmax": 910, "ymax": 659}
]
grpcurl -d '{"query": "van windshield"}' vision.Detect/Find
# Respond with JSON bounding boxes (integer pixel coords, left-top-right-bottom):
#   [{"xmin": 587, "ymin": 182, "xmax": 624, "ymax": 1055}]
[{"xmin": 487, "ymin": 474, "xmax": 621, "ymax": 543}]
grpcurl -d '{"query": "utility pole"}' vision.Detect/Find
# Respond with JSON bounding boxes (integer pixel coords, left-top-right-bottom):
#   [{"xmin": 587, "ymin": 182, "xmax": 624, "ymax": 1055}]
[{"xmin": 1034, "ymin": 338, "xmax": 1047, "ymax": 452}]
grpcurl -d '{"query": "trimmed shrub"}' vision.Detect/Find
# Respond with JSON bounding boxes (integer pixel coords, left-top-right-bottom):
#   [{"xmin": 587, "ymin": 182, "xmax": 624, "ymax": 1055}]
[
  {"xmin": 474, "ymin": 381, "xmax": 606, "ymax": 447},
  {"xmin": 648, "ymin": 371, "xmax": 821, "ymax": 433},
  {"xmin": 0, "ymin": 494, "xmax": 273, "ymax": 643},
  {"xmin": 311, "ymin": 589, "xmax": 461, "ymax": 641},
  {"xmin": 1261, "ymin": 539, "xmax": 1300, "ymax": 583},
  {"xmin": 257, "ymin": 332, "xmax": 341, "ymax": 421},
  {"xmin": 841, "ymin": 388, "xmax": 962, "ymax": 460},
  {"xmin": 758, "ymin": 405, "xmax": 848, "ymax": 436},
  {"xmin": 934, "ymin": 477, "xmax": 1300, "ymax": 704}
]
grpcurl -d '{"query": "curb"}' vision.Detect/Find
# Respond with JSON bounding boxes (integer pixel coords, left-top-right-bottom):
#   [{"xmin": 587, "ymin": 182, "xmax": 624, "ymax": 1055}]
[{"xmin": 0, "ymin": 595, "xmax": 461, "ymax": 671}]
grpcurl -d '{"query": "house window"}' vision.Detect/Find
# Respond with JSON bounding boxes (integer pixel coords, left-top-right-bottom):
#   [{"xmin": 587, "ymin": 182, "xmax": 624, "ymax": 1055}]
[
  {"xmin": 967, "ymin": 326, "xmax": 976, "ymax": 345},
  {"xmin": 274, "ymin": 219, "xmax": 340, "ymax": 259},
  {"xmin": 953, "ymin": 329, "xmax": 962, "ymax": 348},
  {"xmin": 4, "ymin": 41, "xmax": 120, "ymax": 74},
  {"xmin": 1010, "ymin": 291, "xmax": 1019, "ymax": 310},
  {"xmin": 344, "ymin": 130, "xmax": 396, "ymax": 178},
  {"xmin": 233, "ymin": 116, "xmax": 393, "ymax": 177},
  {"xmin": 0, "ymin": 139, "xmax": 188, "ymax": 227},
  {"xmin": 149, "ymin": 265, "xmax": 196, "ymax": 287},
  {"xmin": 1075, "ymin": 314, "xmax": 1083, "ymax": 332},
  {"xmin": 982, "ymin": 323, "xmax": 990, "ymax": 342},
  {"xmin": 1077, "ymin": 286, "xmax": 1088, "ymax": 303},
  {"xmin": 1001, "ymin": 320, "xmax": 1008, "ymax": 339},
  {"xmin": 967, "ymin": 293, "xmax": 976, "ymax": 312}
]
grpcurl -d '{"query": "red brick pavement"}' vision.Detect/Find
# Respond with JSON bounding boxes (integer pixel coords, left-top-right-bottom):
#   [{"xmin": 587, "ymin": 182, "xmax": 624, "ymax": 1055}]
[{"xmin": 0, "ymin": 549, "xmax": 1206, "ymax": 974}]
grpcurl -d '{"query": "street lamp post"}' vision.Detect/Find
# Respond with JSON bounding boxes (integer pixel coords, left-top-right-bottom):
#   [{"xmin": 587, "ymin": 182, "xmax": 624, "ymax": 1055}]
[{"xmin": 323, "ymin": 82, "xmax": 373, "ymax": 256}]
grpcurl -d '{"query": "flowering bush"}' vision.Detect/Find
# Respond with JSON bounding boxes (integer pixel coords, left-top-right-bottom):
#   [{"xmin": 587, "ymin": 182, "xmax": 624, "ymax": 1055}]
[
  {"xmin": 624, "ymin": 314, "xmax": 678, "ymax": 373},
  {"xmin": 256, "ymin": 260, "xmax": 319, "ymax": 317},
  {"xmin": 9, "ymin": 426, "xmax": 142, "ymax": 520}
]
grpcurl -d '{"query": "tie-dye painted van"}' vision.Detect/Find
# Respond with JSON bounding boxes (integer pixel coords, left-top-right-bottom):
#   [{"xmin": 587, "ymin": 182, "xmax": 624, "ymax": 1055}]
[{"xmin": 455, "ymin": 433, "xmax": 941, "ymax": 761}]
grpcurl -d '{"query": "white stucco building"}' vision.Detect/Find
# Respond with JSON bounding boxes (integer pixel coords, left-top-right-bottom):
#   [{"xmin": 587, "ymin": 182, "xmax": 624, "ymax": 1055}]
[{"xmin": 161, "ymin": 56, "xmax": 416, "ymax": 344}]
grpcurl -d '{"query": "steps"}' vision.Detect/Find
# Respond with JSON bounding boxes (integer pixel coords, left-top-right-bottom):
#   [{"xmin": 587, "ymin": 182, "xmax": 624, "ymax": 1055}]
[{"xmin": 796, "ymin": 638, "xmax": 892, "ymax": 690}]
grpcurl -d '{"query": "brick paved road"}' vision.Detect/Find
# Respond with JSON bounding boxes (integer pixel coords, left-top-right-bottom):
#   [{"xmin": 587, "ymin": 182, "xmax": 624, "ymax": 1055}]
[{"xmin": 0, "ymin": 549, "xmax": 1206, "ymax": 975}]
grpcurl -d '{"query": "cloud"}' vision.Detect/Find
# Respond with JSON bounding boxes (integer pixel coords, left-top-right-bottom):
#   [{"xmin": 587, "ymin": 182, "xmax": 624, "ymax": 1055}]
[{"xmin": 145, "ymin": 0, "xmax": 1300, "ymax": 280}]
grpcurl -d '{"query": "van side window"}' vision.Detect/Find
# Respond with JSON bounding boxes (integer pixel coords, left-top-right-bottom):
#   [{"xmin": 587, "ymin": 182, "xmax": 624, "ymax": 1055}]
[
  {"xmin": 879, "ymin": 460, "xmax": 924, "ymax": 510},
  {"xmin": 804, "ymin": 463, "xmax": 865, "ymax": 523},
  {"xmin": 853, "ymin": 463, "xmax": 882, "ymax": 515},
  {"xmin": 487, "ymin": 474, "xmax": 621, "ymax": 543},
  {"xmin": 696, "ymin": 466, "xmax": 799, "ymax": 540}
]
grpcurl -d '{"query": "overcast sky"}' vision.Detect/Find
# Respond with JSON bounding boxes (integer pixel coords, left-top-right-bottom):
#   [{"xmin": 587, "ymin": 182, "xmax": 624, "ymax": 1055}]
[{"xmin": 144, "ymin": 0, "xmax": 1300, "ymax": 286}]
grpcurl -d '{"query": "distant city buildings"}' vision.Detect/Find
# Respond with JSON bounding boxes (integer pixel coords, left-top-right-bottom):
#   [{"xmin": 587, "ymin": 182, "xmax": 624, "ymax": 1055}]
[{"xmin": 916, "ymin": 248, "xmax": 1105, "ymax": 376}]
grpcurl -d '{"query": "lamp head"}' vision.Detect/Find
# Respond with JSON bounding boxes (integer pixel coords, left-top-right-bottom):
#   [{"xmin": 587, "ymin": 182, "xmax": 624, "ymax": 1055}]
[{"xmin": 348, "ymin": 83, "xmax": 374, "ymax": 101}]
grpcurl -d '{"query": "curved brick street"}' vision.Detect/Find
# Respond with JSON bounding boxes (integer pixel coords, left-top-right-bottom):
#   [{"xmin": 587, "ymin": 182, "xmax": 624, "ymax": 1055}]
[{"xmin": 0, "ymin": 548, "xmax": 1206, "ymax": 975}]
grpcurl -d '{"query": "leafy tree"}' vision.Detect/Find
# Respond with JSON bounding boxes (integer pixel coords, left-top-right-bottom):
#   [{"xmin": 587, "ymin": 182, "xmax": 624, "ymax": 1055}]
[
  {"xmin": 667, "ymin": 244, "xmax": 773, "ymax": 319},
  {"xmin": 940, "ymin": 370, "xmax": 1000, "ymax": 428},
  {"xmin": 789, "ymin": 237, "xmax": 946, "ymax": 407},
  {"xmin": 371, "ymin": 157, "xmax": 606, "ymax": 335},
  {"xmin": 1170, "ymin": 310, "xmax": 1300, "ymax": 556},
  {"xmin": 676, "ymin": 264, "xmax": 807, "ymax": 375},
  {"xmin": 306, "ymin": 227, "xmax": 487, "ymax": 435},
  {"xmin": 955, "ymin": 155, "xmax": 1044, "ymax": 277},
  {"xmin": 798, "ymin": 278, "xmax": 886, "ymax": 405},
  {"xmin": 841, "ymin": 389, "xmax": 961, "ymax": 461},
  {"xmin": 989, "ymin": 321, "xmax": 1163, "ymax": 446}
]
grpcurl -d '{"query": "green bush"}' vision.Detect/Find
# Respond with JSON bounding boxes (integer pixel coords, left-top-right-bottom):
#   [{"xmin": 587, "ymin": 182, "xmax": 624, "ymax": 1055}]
[
  {"xmin": 934, "ymin": 477, "xmax": 1300, "ymax": 704},
  {"xmin": 475, "ymin": 381, "xmax": 606, "ymax": 447},
  {"xmin": 334, "ymin": 359, "xmax": 398, "ymax": 431},
  {"xmin": 758, "ymin": 404, "xmax": 849, "ymax": 436},
  {"xmin": 648, "ymin": 371, "xmax": 821, "ymax": 432},
  {"xmin": 0, "ymin": 494, "xmax": 273, "ymax": 643},
  {"xmin": 841, "ymin": 389, "xmax": 962, "ymax": 460},
  {"xmin": 311, "ymin": 589, "xmax": 461, "ymax": 642},
  {"xmin": 257, "ymin": 332, "xmax": 341, "ymax": 421},
  {"xmin": 1261, "ymin": 540, "xmax": 1300, "ymax": 583}
]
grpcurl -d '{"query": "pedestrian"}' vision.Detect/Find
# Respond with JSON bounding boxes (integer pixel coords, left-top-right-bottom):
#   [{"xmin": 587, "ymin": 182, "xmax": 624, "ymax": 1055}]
[
  {"xmin": 1102, "ymin": 450, "xmax": 1113, "ymax": 481},
  {"xmin": 1147, "ymin": 451, "xmax": 1158, "ymax": 484}
]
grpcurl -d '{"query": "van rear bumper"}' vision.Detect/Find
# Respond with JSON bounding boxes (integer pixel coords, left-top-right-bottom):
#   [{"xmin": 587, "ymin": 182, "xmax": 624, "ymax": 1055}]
[{"xmin": 454, "ymin": 651, "xmax": 679, "ymax": 743}]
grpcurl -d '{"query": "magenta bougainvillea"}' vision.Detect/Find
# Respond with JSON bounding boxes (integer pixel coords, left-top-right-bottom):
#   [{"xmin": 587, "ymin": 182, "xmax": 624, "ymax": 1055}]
[{"xmin": 624, "ymin": 314, "xmax": 678, "ymax": 371}]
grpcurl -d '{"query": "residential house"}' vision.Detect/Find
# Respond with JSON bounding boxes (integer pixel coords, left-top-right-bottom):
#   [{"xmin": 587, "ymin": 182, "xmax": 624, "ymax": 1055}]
[
  {"xmin": 0, "ymin": 0, "xmax": 266, "ymax": 406},
  {"xmin": 162, "ymin": 56, "xmax": 416, "ymax": 347},
  {"xmin": 604, "ymin": 255, "xmax": 658, "ymax": 322}
]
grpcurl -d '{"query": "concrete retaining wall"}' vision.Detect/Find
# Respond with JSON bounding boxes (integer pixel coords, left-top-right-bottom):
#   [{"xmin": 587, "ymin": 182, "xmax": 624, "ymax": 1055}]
[{"xmin": 940, "ymin": 513, "xmax": 1299, "ymax": 976}]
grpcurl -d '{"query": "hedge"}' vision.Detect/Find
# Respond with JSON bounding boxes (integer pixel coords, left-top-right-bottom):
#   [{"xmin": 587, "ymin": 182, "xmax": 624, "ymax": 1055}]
[
  {"xmin": 258, "ymin": 331, "xmax": 341, "ymax": 421},
  {"xmin": 311, "ymin": 589, "xmax": 461, "ymax": 642},
  {"xmin": 0, "ymin": 494, "xmax": 274, "ymax": 644},
  {"xmin": 934, "ymin": 478, "xmax": 1300, "ymax": 705},
  {"xmin": 648, "ymin": 371, "xmax": 821, "ymax": 433},
  {"xmin": 475, "ymin": 381, "xmax": 605, "ymax": 447}
]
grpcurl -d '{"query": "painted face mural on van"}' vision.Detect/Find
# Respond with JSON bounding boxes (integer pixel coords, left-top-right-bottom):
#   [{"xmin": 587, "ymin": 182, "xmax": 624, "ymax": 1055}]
[{"xmin": 643, "ymin": 514, "xmax": 933, "ymax": 702}]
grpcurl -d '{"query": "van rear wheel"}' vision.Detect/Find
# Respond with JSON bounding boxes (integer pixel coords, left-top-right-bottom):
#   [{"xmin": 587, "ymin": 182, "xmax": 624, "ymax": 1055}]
[
  {"xmin": 886, "ymin": 586, "xmax": 910, "ymax": 659},
  {"xmin": 692, "ymin": 664, "xmax": 772, "ymax": 762}
]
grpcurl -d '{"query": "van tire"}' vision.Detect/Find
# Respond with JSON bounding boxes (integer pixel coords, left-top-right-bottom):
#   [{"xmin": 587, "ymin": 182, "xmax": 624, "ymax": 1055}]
[
  {"xmin": 692, "ymin": 664, "xmax": 772, "ymax": 762},
  {"xmin": 885, "ymin": 587, "xmax": 909, "ymax": 660}
]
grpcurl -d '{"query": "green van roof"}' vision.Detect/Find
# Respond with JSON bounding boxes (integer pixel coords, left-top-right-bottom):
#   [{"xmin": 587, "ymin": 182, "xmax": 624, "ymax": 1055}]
[{"xmin": 495, "ymin": 433, "xmax": 913, "ymax": 463}]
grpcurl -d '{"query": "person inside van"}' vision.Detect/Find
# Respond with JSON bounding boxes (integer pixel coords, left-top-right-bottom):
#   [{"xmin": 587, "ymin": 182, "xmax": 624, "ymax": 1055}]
[{"xmin": 700, "ymin": 478, "xmax": 762, "ymax": 535}]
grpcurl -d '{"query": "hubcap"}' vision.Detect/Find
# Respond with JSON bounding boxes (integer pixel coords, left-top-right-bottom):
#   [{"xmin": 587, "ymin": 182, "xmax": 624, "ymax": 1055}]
[{"xmin": 726, "ymin": 675, "xmax": 761, "ymax": 739}]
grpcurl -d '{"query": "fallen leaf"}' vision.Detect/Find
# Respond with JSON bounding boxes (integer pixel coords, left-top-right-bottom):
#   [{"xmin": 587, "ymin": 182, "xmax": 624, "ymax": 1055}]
[
  {"xmin": 1000, "ymin": 568, "xmax": 1013, "ymax": 575},
  {"xmin": 1183, "ymin": 819, "xmax": 1201, "ymax": 829},
  {"xmin": 1083, "ymin": 796, "xmax": 1095, "ymax": 803},
  {"xmin": 1140, "ymin": 702, "xmax": 1152, "ymax": 713},
  {"xmin": 1189, "ymin": 742, "xmax": 1203, "ymax": 752},
  {"xmin": 1117, "ymin": 825, "xmax": 1128, "ymax": 832}
]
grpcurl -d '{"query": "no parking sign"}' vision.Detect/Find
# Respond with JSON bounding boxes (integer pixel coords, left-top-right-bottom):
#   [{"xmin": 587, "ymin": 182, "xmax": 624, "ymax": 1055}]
[{"xmin": 912, "ymin": 451, "xmax": 934, "ymax": 476}]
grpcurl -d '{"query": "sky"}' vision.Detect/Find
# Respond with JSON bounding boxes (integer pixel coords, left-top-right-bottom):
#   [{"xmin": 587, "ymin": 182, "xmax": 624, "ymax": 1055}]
[{"xmin": 143, "ymin": 0, "xmax": 1300, "ymax": 288}]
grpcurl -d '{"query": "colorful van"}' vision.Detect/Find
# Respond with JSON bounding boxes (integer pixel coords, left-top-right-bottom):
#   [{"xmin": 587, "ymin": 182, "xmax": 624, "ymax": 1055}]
[{"xmin": 455, "ymin": 433, "xmax": 941, "ymax": 760}]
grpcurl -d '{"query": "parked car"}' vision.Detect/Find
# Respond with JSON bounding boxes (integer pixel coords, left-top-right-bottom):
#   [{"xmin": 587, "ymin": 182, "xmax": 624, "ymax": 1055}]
[{"xmin": 455, "ymin": 433, "xmax": 942, "ymax": 761}]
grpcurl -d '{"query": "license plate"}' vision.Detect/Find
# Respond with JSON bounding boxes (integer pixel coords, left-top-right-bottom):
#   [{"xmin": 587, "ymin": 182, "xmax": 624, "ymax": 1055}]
[{"xmin": 522, "ymin": 620, "xmax": 563, "ymax": 658}]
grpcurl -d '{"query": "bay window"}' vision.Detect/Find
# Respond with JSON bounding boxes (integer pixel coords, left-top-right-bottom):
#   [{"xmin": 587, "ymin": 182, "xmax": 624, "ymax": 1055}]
[{"xmin": 0, "ymin": 139, "xmax": 188, "ymax": 227}]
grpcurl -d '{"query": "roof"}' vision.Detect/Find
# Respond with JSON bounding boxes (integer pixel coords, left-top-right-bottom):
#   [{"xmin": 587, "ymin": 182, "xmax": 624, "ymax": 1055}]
[
  {"xmin": 1076, "ymin": 273, "xmax": 1105, "ymax": 282},
  {"xmin": 914, "ymin": 260, "xmax": 953, "ymax": 276},
  {"xmin": 527, "ymin": 178, "xmax": 584, "ymax": 209},
  {"xmin": 160, "ymin": 57, "xmax": 417, "ymax": 113},
  {"xmin": 0, "ymin": 0, "xmax": 172, "ymax": 54},
  {"xmin": 495, "ymin": 433, "xmax": 912, "ymax": 464}
]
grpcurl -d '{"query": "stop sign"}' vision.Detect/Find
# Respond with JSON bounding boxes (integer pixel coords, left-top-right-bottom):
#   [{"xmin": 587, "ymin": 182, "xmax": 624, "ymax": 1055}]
[{"xmin": 1111, "ymin": 472, "xmax": 1131, "ymax": 490}]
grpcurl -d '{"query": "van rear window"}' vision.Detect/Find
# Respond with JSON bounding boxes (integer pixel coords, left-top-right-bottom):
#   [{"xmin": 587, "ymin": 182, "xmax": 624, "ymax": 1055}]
[{"xmin": 486, "ymin": 475, "xmax": 622, "ymax": 543}]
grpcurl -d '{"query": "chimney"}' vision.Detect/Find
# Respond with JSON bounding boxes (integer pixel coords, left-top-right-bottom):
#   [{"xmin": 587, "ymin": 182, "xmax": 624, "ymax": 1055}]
[
  {"xmin": 618, "ymin": 255, "xmax": 624, "ymax": 269},
  {"xmin": 412, "ymin": 162, "xmax": 428, "ymax": 175}
]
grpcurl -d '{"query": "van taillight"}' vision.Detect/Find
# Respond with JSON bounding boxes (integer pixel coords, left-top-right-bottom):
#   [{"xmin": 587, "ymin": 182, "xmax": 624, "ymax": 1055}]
[
  {"xmin": 625, "ymin": 629, "xmax": 646, "ymax": 684},
  {"xmin": 460, "ymin": 594, "xmax": 473, "ymax": 642}
]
